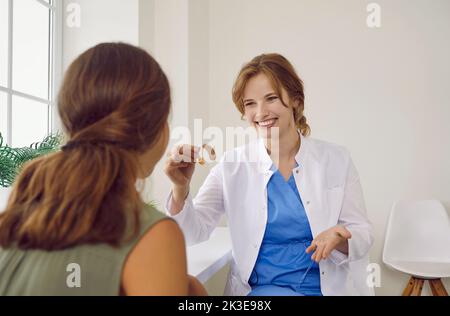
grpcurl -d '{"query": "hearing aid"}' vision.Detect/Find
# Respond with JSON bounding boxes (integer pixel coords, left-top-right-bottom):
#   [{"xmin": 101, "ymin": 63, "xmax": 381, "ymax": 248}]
[{"xmin": 198, "ymin": 144, "xmax": 216, "ymax": 165}]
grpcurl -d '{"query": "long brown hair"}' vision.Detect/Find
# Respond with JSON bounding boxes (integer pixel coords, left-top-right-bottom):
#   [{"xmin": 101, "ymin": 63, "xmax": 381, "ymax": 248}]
[
  {"xmin": 0, "ymin": 43, "xmax": 171, "ymax": 251},
  {"xmin": 232, "ymin": 53, "xmax": 311, "ymax": 136}
]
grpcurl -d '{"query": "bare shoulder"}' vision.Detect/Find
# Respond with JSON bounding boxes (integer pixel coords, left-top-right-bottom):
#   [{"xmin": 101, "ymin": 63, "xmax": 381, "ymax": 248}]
[{"xmin": 121, "ymin": 219, "xmax": 189, "ymax": 296}]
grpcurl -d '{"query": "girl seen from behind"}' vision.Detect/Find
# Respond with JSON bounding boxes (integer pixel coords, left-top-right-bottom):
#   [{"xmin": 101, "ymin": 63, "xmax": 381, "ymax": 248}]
[{"xmin": 0, "ymin": 42, "xmax": 206, "ymax": 296}]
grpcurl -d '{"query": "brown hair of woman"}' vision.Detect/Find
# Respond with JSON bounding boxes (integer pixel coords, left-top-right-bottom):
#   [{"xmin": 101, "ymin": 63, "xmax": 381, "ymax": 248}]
[{"xmin": 0, "ymin": 43, "xmax": 171, "ymax": 251}]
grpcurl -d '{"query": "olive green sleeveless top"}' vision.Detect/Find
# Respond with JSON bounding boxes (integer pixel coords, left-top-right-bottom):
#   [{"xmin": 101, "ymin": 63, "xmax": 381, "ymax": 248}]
[{"xmin": 0, "ymin": 204, "xmax": 169, "ymax": 296}]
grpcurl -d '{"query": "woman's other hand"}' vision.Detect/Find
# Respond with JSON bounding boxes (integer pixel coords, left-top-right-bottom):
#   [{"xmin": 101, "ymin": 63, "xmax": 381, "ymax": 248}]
[{"xmin": 305, "ymin": 225, "xmax": 352, "ymax": 263}]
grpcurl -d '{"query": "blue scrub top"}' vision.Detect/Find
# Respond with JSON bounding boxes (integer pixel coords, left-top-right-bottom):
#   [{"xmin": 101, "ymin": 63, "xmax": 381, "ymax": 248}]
[{"xmin": 248, "ymin": 165, "xmax": 322, "ymax": 296}]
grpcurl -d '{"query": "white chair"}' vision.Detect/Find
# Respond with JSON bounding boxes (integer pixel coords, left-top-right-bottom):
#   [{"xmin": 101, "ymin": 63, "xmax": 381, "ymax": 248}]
[
  {"xmin": 383, "ymin": 200, "xmax": 450, "ymax": 296},
  {"xmin": 0, "ymin": 187, "xmax": 12, "ymax": 213}
]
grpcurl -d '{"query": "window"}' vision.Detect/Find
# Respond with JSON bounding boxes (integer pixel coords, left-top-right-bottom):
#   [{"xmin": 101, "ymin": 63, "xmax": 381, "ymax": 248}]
[{"xmin": 0, "ymin": 0, "xmax": 61, "ymax": 147}]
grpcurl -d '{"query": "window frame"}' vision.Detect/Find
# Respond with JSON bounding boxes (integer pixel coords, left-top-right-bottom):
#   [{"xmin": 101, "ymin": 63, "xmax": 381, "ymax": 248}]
[{"xmin": 0, "ymin": 0, "xmax": 63, "ymax": 146}]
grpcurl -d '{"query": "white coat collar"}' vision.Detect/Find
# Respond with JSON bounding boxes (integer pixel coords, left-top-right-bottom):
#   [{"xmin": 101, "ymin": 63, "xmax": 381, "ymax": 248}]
[{"xmin": 256, "ymin": 130, "xmax": 310, "ymax": 173}]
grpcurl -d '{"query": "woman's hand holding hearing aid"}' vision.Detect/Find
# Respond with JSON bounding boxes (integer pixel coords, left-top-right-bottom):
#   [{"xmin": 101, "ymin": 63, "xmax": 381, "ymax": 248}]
[
  {"xmin": 164, "ymin": 144, "xmax": 216, "ymax": 215},
  {"xmin": 165, "ymin": 145, "xmax": 199, "ymax": 214}
]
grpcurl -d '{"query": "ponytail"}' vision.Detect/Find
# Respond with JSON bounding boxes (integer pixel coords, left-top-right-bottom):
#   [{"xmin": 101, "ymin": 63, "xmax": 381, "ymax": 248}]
[{"xmin": 0, "ymin": 142, "xmax": 141, "ymax": 250}]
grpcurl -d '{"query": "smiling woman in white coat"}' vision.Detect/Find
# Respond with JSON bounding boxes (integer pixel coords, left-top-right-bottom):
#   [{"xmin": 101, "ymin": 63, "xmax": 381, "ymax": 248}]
[{"xmin": 165, "ymin": 53, "xmax": 374, "ymax": 296}]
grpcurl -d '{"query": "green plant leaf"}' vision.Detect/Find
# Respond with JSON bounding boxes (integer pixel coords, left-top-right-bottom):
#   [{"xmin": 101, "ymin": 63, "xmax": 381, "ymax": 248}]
[{"xmin": 0, "ymin": 132, "xmax": 62, "ymax": 188}]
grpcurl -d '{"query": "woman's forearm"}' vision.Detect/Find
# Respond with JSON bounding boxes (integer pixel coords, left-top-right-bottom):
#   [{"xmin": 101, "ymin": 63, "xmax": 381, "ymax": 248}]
[{"xmin": 169, "ymin": 186, "xmax": 189, "ymax": 216}]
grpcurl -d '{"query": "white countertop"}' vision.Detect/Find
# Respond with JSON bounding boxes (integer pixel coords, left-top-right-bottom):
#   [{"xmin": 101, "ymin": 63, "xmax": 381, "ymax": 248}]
[{"xmin": 186, "ymin": 227, "xmax": 233, "ymax": 284}]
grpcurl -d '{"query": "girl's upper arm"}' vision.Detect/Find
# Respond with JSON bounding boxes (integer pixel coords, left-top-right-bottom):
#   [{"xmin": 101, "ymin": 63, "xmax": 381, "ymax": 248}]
[{"xmin": 121, "ymin": 219, "xmax": 189, "ymax": 296}]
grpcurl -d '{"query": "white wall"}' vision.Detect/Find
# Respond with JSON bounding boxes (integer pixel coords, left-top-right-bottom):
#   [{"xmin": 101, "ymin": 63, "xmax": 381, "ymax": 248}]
[
  {"xmin": 0, "ymin": 187, "xmax": 12, "ymax": 213},
  {"xmin": 141, "ymin": 0, "xmax": 213, "ymax": 210},
  {"xmin": 143, "ymin": 0, "xmax": 190, "ymax": 210},
  {"xmin": 56, "ymin": 0, "xmax": 139, "ymax": 132},
  {"xmin": 208, "ymin": 0, "xmax": 450, "ymax": 295},
  {"xmin": 62, "ymin": 0, "xmax": 139, "ymax": 71}
]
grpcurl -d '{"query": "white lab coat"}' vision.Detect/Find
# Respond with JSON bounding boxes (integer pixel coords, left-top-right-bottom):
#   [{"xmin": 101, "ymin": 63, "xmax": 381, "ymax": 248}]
[{"xmin": 166, "ymin": 134, "xmax": 374, "ymax": 296}]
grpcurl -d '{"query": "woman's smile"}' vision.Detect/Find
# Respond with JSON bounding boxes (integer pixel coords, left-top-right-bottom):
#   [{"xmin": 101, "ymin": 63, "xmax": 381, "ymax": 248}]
[{"xmin": 256, "ymin": 118, "xmax": 278, "ymax": 128}]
